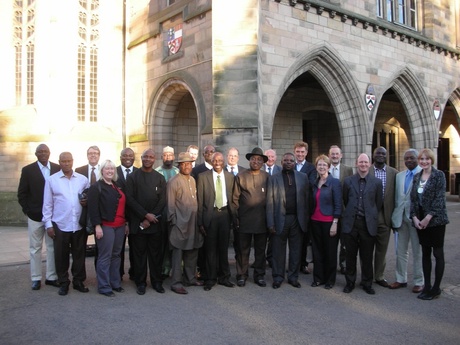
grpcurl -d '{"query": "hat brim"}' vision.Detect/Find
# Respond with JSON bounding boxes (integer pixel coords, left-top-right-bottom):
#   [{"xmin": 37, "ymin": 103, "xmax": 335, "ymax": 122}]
[{"xmin": 246, "ymin": 153, "xmax": 268, "ymax": 163}]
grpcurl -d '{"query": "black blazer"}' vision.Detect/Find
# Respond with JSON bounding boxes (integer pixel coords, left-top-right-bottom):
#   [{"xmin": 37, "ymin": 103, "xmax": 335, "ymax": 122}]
[
  {"xmin": 342, "ymin": 173, "xmax": 383, "ymax": 236},
  {"xmin": 191, "ymin": 163, "xmax": 211, "ymax": 181},
  {"xmin": 299, "ymin": 161, "xmax": 317, "ymax": 185},
  {"xmin": 87, "ymin": 180, "xmax": 124, "ymax": 226},
  {"xmin": 116, "ymin": 165, "xmax": 138, "ymax": 192},
  {"xmin": 17, "ymin": 161, "xmax": 60, "ymax": 221}
]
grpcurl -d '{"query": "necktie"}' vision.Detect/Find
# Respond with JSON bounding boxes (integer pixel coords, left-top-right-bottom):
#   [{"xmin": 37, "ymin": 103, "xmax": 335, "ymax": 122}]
[
  {"xmin": 215, "ymin": 175, "xmax": 223, "ymax": 208},
  {"xmin": 125, "ymin": 168, "xmax": 130, "ymax": 179},
  {"xmin": 404, "ymin": 170, "xmax": 413, "ymax": 194},
  {"xmin": 268, "ymin": 167, "xmax": 272, "ymax": 175},
  {"xmin": 231, "ymin": 166, "xmax": 235, "ymax": 175},
  {"xmin": 90, "ymin": 167, "xmax": 96, "ymax": 185}
]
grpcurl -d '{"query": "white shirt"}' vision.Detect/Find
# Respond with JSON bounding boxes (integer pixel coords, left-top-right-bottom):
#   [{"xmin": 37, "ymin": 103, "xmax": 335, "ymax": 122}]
[
  {"xmin": 227, "ymin": 165, "xmax": 238, "ymax": 175},
  {"xmin": 296, "ymin": 160, "xmax": 306, "ymax": 172},
  {"xmin": 212, "ymin": 170, "xmax": 228, "ymax": 207},
  {"xmin": 329, "ymin": 164, "xmax": 340, "ymax": 179},
  {"xmin": 38, "ymin": 161, "xmax": 51, "ymax": 180},
  {"xmin": 87, "ymin": 164, "xmax": 100, "ymax": 181},
  {"xmin": 42, "ymin": 170, "xmax": 89, "ymax": 231},
  {"xmin": 121, "ymin": 165, "xmax": 133, "ymax": 180}
]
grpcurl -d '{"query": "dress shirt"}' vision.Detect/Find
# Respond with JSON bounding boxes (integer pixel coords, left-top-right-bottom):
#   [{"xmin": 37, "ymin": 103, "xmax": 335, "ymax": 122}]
[
  {"xmin": 329, "ymin": 164, "xmax": 340, "ymax": 179},
  {"xmin": 42, "ymin": 170, "xmax": 89, "ymax": 231},
  {"xmin": 404, "ymin": 169, "xmax": 416, "ymax": 194},
  {"xmin": 86, "ymin": 164, "xmax": 100, "ymax": 180},
  {"xmin": 122, "ymin": 165, "xmax": 133, "ymax": 180},
  {"xmin": 204, "ymin": 162, "xmax": 213, "ymax": 170},
  {"xmin": 373, "ymin": 165, "xmax": 387, "ymax": 198},
  {"xmin": 267, "ymin": 166, "xmax": 272, "ymax": 175},
  {"xmin": 38, "ymin": 161, "xmax": 51, "ymax": 180},
  {"xmin": 227, "ymin": 165, "xmax": 238, "ymax": 175},
  {"xmin": 212, "ymin": 170, "xmax": 228, "ymax": 207},
  {"xmin": 296, "ymin": 160, "xmax": 305, "ymax": 172}
]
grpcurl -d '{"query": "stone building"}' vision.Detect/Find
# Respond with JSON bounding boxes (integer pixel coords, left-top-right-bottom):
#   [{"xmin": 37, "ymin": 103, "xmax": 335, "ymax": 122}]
[{"xmin": 0, "ymin": 0, "xmax": 459, "ymax": 224}]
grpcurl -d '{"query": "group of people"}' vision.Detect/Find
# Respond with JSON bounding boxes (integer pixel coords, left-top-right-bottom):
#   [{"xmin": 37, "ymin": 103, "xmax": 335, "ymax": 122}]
[{"xmin": 17, "ymin": 140, "xmax": 448, "ymax": 300}]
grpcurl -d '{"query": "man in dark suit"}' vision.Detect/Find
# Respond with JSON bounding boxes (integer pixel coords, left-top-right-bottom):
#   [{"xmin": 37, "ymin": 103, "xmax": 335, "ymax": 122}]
[
  {"xmin": 75, "ymin": 145, "xmax": 101, "ymax": 184},
  {"xmin": 369, "ymin": 146, "xmax": 398, "ymax": 288},
  {"xmin": 116, "ymin": 147, "xmax": 138, "ymax": 280},
  {"xmin": 266, "ymin": 152, "xmax": 310, "ymax": 289},
  {"xmin": 294, "ymin": 141, "xmax": 316, "ymax": 274},
  {"xmin": 225, "ymin": 147, "xmax": 246, "ymax": 175},
  {"xmin": 342, "ymin": 153, "xmax": 383, "ymax": 295},
  {"xmin": 328, "ymin": 145, "xmax": 354, "ymax": 274},
  {"xmin": 197, "ymin": 152, "xmax": 236, "ymax": 291},
  {"xmin": 263, "ymin": 149, "xmax": 282, "ymax": 176},
  {"xmin": 191, "ymin": 144, "xmax": 215, "ymax": 181},
  {"xmin": 18, "ymin": 144, "xmax": 60, "ymax": 290},
  {"xmin": 263, "ymin": 148, "xmax": 282, "ymax": 268}
]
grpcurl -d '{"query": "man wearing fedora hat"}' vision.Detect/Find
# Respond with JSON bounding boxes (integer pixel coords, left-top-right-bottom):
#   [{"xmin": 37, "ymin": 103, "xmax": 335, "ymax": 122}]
[
  {"xmin": 167, "ymin": 152, "xmax": 204, "ymax": 294},
  {"xmin": 232, "ymin": 147, "xmax": 270, "ymax": 287}
]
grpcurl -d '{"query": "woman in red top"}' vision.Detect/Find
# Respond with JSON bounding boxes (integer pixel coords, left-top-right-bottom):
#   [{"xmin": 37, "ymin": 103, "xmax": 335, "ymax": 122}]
[
  {"xmin": 88, "ymin": 160, "xmax": 128, "ymax": 297},
  {"xmin": 310, "ymin": 155, "xmax": 342, "ymax": 289}
]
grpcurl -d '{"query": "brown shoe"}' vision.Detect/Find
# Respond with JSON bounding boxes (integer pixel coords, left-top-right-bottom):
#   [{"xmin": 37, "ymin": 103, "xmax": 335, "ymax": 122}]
[
  {"xmin": 412, "ymin": 285, "xmax": 424, "ymax": 293},
  {"xmin": 171, "ymin": 286, "xmax": 188, "ymax": 294},
  {"xmin": 389, "ymin": 282, "xmax": 407, "ymax": 289}
]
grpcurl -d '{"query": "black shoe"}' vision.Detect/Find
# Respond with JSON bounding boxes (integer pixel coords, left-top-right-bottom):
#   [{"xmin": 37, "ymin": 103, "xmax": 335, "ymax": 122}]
[
  {"xmin": 153, "ymin": 283, "xmax": 165, "ymax": 293},
  {"xmin": 375, "ymin": 279, "xmax": 389, "ymax": 288},
  {"xmin": 343, "ymin": 283, "xmax": 355, "ymax": 293},
  {"xmin": 325, "ymin": 284, "xmax": 333, "ymax": 290},
  {"xmin": 45, "ymin": 280, "xmax": 59, "ymax": 287},
  {"xmin": 339, "ymin": 267, "xmax": 346, "ymax": 275},
  {"xmin": 204, "ymin": 283, "xmax": 213, "ymax": 291},
  {"xmin": 255, "ymin": 279, "xmax": 267, "ymax": 287},
  {"xmin": 136, "ymin": 285, "xmax": 146, "ymax": 295},
  {"xmin": 301, "ymin": 266, "xmax": 311, "ymax": 274},
  {"xmin": 288, "ymin": 280, "xmax": 301, "ymax": 288},
  {"xmin": 311, "ymin": 281, "xmax": 322, "ymax": 287},
  {"xmin": 272, "ymin": 281, "xmax": 281, "ymax": 289},
  {"xmin": 31, "ymin": 281, "xmax": 41, "ymax": 290},
  {"xmin": 58, "ymin": 285, "xmax": 69, "ymax": 296},
  {"xmin": 421, "ymin": 288, "xmax": 441, "ymax": 300},
  {"xmin": 237, "ymin": 279, "xmax": 246, "ymax": 287},
  {"xmin": 218, "ymin": 280, "xmax": 235, "ymax": 288},
  {"xmin": 112, "ymin": 287, "xmax": 125, "ymax": 293},
  {"xmin": 101, "ymin": 291, "xmax": 115, "ymax": 297},
  {"xmin": 363, "ymin": 285, "xmax": 376, "ymax": 295},
  {"xmin": 73, "ymin": 282, "xmax": 89, "ymax": 293}
]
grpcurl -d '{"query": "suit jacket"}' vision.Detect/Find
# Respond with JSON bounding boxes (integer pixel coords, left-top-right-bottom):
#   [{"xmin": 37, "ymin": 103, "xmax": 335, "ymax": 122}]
[
  {"xmin": 369, "ymin": 164, "xmax": 398, "ymax": 227},
  {"xmin": 298, "ymin": 161, "xmax": 317, "ymax": 184},
  {"xmin": 339, "ymin": 164, "xmax": 354, "ymax": 184},
  {"xmin": 391, "ymin": 166, "xmax": 421, "ymax": 228},
  {"xmin": 266, "ymin": 170, "xmax": 310, "ymax": 235},
  {"xmin": 410, "ymin": 167, "xmax": 449, "ymax": 227},
  {"xmin": 197, "ymin": 170, "xmax": 235, "ymax": 229},
  {"xmin": 75, "ymin": 164, "xmax": 89, "ymax": 179},
  {"xmin": 116, "ymin": 165, "xmax": 139, "ymax": 192},
  {"xmin": 17, "ymin": 161, "xmax": 60, "ymax": 222},
  {"xmin": 191, "ymin": 162, "xmax": 211, "ymax": 181},
  {"xmin": 342, "ymin": 173, "xmax": 383, "ymax": 236},
  {"xmin": 311, "ymin": 174, "xmax": 342, "ymax": 219},
  {"xmin": 264, "ymin": 164, "xmax": 282, "ymax": 176}
]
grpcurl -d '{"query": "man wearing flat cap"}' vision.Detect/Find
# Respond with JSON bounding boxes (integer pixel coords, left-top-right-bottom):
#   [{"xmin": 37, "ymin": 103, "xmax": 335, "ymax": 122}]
[
  {"xmin": 232, "ymin": 148, "xmax": 270, "ymax": 287},
  {"xmin": 167, "ymin": 152, "xmax": 204, "ymax": 294}
]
